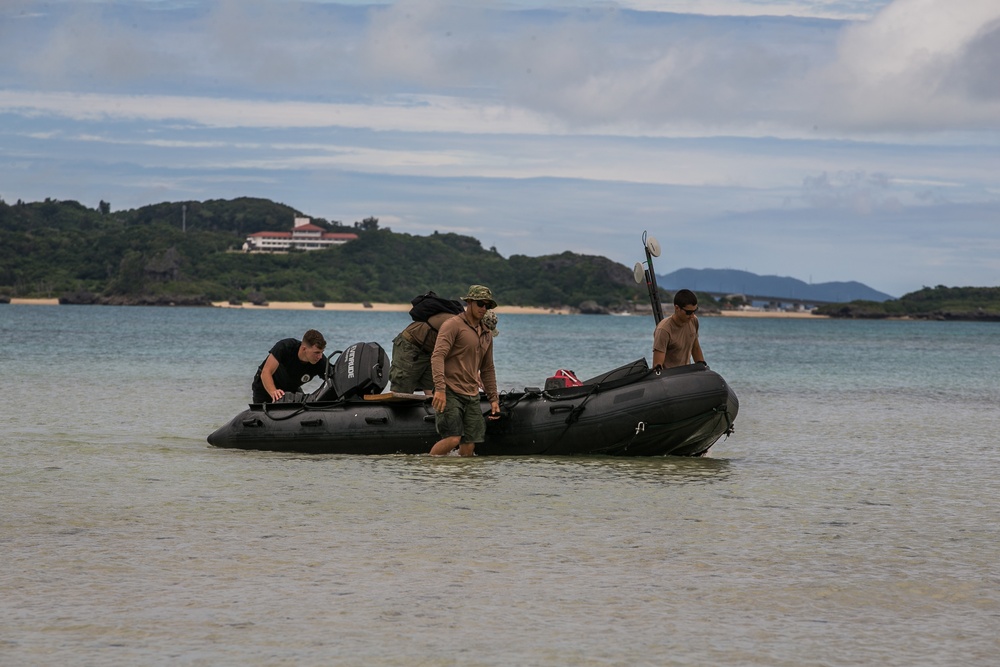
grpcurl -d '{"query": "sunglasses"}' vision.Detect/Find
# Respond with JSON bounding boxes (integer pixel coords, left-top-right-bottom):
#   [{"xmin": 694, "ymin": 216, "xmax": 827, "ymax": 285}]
[
  {"xmin": 677, "ymin": 306, "xmax": 698, "ymax": 315},
  {"xmin": 474, "ymin": 300, "xmax": 491, "ymax": 308}
]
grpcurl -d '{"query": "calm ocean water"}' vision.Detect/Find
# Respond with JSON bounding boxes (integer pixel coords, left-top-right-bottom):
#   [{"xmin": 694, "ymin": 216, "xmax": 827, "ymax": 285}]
[{"xmin": 2, "ymin": 305, "xmax": 999, "ymax": 666}]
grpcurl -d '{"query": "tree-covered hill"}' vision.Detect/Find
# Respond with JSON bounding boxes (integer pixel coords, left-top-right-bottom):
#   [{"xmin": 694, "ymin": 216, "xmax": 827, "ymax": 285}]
[
  {"xmin": 0, "ymin": 197, "xmax": 657, "ymax": 310},
  {"xmin": 9, "ymin": 197, "xmax": 993, "ymax": 319},
  {"xmin": 814, "ymin": 286, "xmax": 1000, "ymax": 320}
]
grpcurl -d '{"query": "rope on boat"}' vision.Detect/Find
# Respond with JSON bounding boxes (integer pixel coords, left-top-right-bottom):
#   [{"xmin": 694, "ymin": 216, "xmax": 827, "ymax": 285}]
[
  {"xmin": 260, "ymin": 396, "xmax": 348, "ymax": 421},
  {"xmin": 717, "ymin": 403, "xmax": 736, "ymax": 437},
  {"xmin": 532, "ymin": 383, "xmax": 603, "ymax": 455}
]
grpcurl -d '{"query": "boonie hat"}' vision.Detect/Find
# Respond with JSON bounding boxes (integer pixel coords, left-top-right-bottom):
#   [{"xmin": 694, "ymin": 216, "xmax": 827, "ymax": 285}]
[
  {"xmin": 462, "ymin": 284, "xmax": 498, "ymax": 310},
  {"xmin": 482, "ymin": 310, "xmax": 499, "ymax": 337}
]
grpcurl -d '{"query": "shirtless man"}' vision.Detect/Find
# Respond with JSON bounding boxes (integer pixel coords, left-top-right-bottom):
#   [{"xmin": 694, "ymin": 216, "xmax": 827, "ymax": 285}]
[{"xmin": 652, "ymin": 289, "xmax": 706, "ymax": 370}]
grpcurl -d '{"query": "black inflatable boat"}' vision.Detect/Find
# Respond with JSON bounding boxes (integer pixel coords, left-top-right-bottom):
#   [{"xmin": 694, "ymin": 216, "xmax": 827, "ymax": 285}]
[{"xmin": 207, "ymin": 341, "xmax": 739, "ymax": 457}]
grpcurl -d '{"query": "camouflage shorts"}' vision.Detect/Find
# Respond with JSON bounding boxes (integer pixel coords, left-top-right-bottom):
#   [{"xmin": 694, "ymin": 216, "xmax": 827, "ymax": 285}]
[
  {"xmin": 435, "ymin": 388, "xmax": 486, "ymax": 444},
  {"xmin": 389, "ymin": 334, "xmax": 434, "ymax": 393}
]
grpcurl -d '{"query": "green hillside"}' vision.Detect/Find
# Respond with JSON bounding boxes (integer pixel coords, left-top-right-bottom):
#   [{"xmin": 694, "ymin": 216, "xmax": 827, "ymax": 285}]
[
  {"xmin": 814, "ymin": 286, "xmax": 1000, "ymax": 320},
  {"xmin": 6, "ymin": 197, "xmax": 995, "ymax": 319},
  {"xmin": 0, "ymin": 197, "xmax": 659, "ymax": 311}
]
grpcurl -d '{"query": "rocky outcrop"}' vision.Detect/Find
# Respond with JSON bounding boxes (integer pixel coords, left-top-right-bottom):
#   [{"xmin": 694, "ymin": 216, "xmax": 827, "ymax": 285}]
[
  {"xmin": 912, "ymin": 311, "xmax": 1000, "ymax": 322},
  {"xmin": 58, "ymin": 291, "xmax": 102, "ymax": 305},
  {"xmin": 820, "ymin": 305, "xmax": 891, "ymax": 319},
  {"xmin": 578, "ymin": 300, "xmax": 610, "ymax": 315},
  {"xmin": 58, "ymin": 291, "xmax": 212, "ymax": 306},
  {"xmin": 820, "ymin": 305, "xmax": 1000, "ymax": 321}
]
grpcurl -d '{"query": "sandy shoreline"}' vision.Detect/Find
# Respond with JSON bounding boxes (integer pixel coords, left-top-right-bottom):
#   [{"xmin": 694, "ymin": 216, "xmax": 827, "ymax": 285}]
[
  {"xmin": 211, "ymin": 301, "xmax": 574, "ymax": 315},
  {"xmin": 717, "ymin": 309, "xmax": 828, "ymax": 318},
  {"xmin": 9, "ymin": 298, "xmax": 61, "ymax": 306},
  {"xmin": 7, "ymin": 297, "xmax": 827, "ymax": 318},
  {"xmin": 4, "ymin": 298, "xmax": 567, "ymax": 315}
]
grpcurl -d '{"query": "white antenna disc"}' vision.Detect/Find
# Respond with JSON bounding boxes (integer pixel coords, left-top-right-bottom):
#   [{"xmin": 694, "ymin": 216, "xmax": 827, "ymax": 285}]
[
  {"xmin": 633, "ymin": 262, "xmax": 645, "ymax": 284},
  {"xmin": 646, "ymin": 236, "xmax": 662, "ymax": 258}
]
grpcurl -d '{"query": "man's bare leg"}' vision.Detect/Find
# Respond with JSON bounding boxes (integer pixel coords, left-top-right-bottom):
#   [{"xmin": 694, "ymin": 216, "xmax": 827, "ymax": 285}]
[
  {"xmin": 458, "ymin": 442, "xmax": 475, "ymax": 457},
  {"xmin": 430, "ymin": 435, "xmax": 461, "ymax": 456}
]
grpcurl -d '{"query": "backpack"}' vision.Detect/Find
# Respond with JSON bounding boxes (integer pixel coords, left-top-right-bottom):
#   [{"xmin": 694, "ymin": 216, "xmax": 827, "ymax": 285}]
[{"xmin": 409, "ymin": 291, "xmax": 465, "ymax": 323}]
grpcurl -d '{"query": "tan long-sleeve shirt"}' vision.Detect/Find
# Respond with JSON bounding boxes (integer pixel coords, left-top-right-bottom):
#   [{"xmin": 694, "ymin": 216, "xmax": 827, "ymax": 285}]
[{"xmin": 431, "ymin": 312, "xmax": 498, "ymax": 403}]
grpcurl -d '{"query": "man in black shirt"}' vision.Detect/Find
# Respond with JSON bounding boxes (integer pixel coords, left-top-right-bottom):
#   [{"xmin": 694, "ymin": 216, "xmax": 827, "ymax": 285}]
[{"xmin": 252, "ymin": 329, "xmax": 328, "ymax": 403}]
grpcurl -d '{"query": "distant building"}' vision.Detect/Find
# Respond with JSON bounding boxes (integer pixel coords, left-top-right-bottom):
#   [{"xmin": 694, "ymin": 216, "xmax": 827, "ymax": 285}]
[{"xmin": 243, "ymin": 217, "xmax": 358, "ymax": 252}]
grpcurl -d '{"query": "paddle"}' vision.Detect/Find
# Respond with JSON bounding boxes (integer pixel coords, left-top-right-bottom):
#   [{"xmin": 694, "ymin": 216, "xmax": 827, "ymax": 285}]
[{"xmin": 633, "ymin": 231, "xmax": 665, "ymax": 323}]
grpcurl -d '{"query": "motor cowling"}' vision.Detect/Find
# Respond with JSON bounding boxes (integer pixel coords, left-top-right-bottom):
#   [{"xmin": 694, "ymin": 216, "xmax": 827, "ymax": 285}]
[{"xmin": 329, "ymin": 341, "xmax": 389, "ymax": 399}]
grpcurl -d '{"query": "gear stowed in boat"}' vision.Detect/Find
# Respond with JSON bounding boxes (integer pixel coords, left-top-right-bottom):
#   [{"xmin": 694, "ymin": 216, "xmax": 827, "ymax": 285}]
[{"xmin": 207, "ymin": 341, "xmax": 739, "ymax": 457}]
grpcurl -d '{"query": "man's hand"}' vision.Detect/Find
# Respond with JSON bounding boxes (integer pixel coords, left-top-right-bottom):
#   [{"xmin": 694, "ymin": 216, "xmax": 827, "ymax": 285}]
[
  {"xmin": 487, "ymin": 400, "xmax": 500, "ymax": 420},
  {"xmin": 432, "ymin": 389, "xmax": 447, "ymax": 413}
]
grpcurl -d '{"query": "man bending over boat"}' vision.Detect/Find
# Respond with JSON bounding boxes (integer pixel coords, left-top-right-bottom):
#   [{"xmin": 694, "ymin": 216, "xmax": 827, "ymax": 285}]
[
  {"xmin": 251, "ymin": 329, "xmax": 328, "ymax": 403},
  {"xmin": 429, "ymin": 285, "xmax": 501, "ymax": 456},
  {"xmin": 652, "ymin": 289, "xmax": 707, "ymax": 370}
]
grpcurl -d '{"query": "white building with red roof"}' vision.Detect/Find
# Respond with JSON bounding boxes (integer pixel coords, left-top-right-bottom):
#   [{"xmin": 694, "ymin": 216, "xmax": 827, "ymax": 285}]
[{"xmin": 244, "ymin": 217, "xmax": 359, "ymax": 252}]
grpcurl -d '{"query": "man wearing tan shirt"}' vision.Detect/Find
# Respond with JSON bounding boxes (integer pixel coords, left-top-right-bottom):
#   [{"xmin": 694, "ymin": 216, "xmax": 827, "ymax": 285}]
[
  {"xmin": 429, "ymin": 285, "xmax": 501, "ymax": 456},
  {"xmin": 652, "ymin": 289, "xmax": 706, "ymax": 370}
]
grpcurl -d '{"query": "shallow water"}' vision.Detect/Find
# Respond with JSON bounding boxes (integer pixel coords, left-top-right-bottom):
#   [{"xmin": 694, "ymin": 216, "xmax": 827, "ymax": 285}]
[{"xmin": 2, "ymin": 306, "xmax": 999, "ymax": 665}]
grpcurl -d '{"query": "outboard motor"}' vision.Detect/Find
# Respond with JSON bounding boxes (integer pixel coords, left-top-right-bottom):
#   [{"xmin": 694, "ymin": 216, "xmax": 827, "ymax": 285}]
[
  {"xmin": 334, "ymin": 341, "xmax": 389, "ymax": 398},
  {"xmin": 306, "ymin": 341, "xmax": 388, "ymax": 401}
]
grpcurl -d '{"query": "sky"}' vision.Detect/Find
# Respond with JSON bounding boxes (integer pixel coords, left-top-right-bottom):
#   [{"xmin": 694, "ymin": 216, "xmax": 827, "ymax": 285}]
[{"xmin": 2, "ymin": 0, "xmax": 999, "ymax": 297}]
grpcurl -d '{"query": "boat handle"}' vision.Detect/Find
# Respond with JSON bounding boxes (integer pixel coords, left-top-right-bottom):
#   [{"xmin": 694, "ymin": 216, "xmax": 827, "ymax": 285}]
[
  {"xmin": 365, "ymin": 416, "xmax": 388, "ymax": 425},
  {"xmin": 549, "ymin": 405, "xmax": 575, "ymax": 414},
  {"xmin": 241, "ymin": 418, "xmax": 263, "ymax": 428},
  {"xmin": 423, "ymin": 415, "xmax": 436, "ymax": 422},
  {"xmin": 301, "ymin": 419, "xmax": 322, "ymax": 427}
]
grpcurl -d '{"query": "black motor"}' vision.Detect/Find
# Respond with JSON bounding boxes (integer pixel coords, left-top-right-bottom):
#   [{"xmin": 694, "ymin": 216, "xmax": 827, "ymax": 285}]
[
  {"xmin": 334, "ymin": 341, "xmax": 389, "ymax": 398},
  {"xmin": 305, "ymin": 341, "xmax": 388, "ymax": 402}
]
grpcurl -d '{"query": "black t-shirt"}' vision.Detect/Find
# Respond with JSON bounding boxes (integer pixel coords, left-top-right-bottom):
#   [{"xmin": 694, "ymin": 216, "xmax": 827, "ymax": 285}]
[{"xmin": 252, "ymin": 338, "xmax": 328, "ymax": 396}]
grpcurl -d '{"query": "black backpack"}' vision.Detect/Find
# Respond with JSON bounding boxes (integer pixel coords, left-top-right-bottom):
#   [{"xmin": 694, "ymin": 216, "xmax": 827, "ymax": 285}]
[{"xmin": 408, "ymin": 291, "xmax": 465, "ymax": 323}]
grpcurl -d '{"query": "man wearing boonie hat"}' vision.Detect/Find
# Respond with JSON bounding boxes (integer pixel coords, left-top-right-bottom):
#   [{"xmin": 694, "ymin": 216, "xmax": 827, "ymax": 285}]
[{"xmin": 429, "ymin": 285, "xmax": 501, "ymax": 456}]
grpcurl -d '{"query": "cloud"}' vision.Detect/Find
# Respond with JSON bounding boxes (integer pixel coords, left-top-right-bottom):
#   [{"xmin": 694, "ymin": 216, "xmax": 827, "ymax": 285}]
[
  {"xmin": 799, "ymin": 171, "xmax": 903, "ymax": 215},
  {"xmin": 5, "ymin": 0, "xmax": 999, "ymax": 138},
  {"xmin": 1, "ymin": 0, "xmax": 999, "ymax": 297},
  {"xmin": 0, "ymin": 89, "xmax": 555, "ymax": 135},
  {"xmin": 611, "ymin": 1, "xmax": 886, "ymax": 19},
  {"xmin": 815, "ymin": 0, "xmax": 1000, "ymax": 129}
]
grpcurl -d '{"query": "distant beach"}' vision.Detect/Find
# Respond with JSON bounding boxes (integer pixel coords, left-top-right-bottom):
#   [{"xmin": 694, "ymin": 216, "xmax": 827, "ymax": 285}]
[
  {"xmin": 717, "ymin": 309, "xmax": 828, "ymax": 319},
  {"xmin": 8, "ymin": 298, "xmax": 827, "ymax": 317},
  {"xmin": 211, "ymin": 301, "xmax": 828, "ymax": 318},
  {"xmin": 210, "ymin": 301, "xmax": 573, "ymax": 315},
  {"xmin": 9, "ymin": 298, "xmax": 60, "ymax": 306}
]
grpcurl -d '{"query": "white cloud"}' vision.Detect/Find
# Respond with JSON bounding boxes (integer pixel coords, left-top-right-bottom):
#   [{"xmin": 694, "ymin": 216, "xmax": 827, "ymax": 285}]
[
  {"xmin": 818, "ymin": 0, "xmax": 1000, "ymax": 129},
  {"xmin": 0, "ymin": 89, "xmax": 558, "ymax": 135},
  {"xmin": 1, "ymin": 0, "xmax": 999, "ymax": 296},
  {"xmin": 6, "ymin": 0, "xmax": 999, "ymax": 137},
  {"xmin": 416, "ymin": 0, "xmax": 889, "ymax": 20}
]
